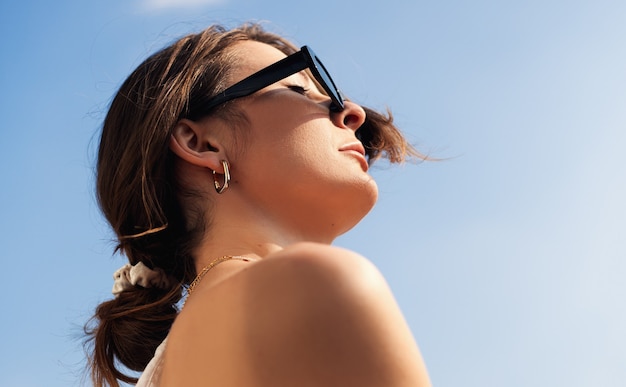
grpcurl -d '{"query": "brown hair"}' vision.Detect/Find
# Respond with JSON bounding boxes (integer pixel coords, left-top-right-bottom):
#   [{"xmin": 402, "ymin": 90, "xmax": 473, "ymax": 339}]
[{"xmin": 85, "ymin": 23, "xmax": 422, "ymax": 386}]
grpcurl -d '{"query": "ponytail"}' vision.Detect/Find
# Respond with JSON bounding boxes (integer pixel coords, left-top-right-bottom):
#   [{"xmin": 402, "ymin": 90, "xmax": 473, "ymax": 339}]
[{"xmin": 85, "ymin": 284, "xmax": 181, "ymax": 386}]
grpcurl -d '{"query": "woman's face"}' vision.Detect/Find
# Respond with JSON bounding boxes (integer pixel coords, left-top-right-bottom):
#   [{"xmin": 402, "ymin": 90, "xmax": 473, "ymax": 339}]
[{"xmin": 217, "ymin": 41, "xmax": 378, "ymax": 240}]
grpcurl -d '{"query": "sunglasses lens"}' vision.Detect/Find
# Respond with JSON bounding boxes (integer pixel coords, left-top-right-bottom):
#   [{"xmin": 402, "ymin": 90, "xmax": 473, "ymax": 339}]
[
  {"xmin": 305, "ymin": 48, "xmax": 344, "ymax": 112},
  {"xmin": 317, "ymin": 61, "xmax": 342, "ymax": 104}
]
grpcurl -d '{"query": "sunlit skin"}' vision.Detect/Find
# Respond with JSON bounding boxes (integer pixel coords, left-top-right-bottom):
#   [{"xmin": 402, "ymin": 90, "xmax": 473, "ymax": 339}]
[{"xmin": 161, "ymin": 41, "xmax": 431, "ymax": 386}]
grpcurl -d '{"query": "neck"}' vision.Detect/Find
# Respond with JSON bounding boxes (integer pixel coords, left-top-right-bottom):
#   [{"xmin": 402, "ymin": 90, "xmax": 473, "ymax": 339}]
[{"xmin": 191, "ymin": 194, "xmax": 339, "ymax": 270}]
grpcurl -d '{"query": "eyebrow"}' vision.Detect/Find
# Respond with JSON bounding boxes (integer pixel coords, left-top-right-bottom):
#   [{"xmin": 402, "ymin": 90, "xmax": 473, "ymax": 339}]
[{"xmin": 285, "ymin": 70, "xmax": 311, "ymax": 85}]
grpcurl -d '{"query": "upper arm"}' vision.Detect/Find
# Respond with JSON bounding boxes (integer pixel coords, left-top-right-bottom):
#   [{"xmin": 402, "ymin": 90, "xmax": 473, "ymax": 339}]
[{"xmin": 243, "ymin": 243, "xmax": 431, "ymax": 386}]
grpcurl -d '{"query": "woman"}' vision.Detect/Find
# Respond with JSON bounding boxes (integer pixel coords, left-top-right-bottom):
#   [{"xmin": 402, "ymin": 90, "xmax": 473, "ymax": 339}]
[{"xmin": 86, "ymin": 23, "xmax": 431, "ymax": 386}]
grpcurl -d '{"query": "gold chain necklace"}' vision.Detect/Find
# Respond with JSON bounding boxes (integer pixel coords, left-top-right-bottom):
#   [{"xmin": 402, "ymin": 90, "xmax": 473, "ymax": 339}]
[{"xmin": 185, "ymin": 255, "xmax": 253, "ymax": 301}]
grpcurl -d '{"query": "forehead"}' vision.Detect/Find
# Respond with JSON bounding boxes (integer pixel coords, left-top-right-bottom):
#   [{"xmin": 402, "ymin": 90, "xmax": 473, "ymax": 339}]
[{"xmin": 227, "ymin": 40, "xmax": 290, "ymax": 82}]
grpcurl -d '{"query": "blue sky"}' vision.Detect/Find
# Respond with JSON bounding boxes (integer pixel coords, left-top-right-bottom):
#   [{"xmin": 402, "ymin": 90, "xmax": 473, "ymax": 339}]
[{"xmin": 1, "ymin": 1, "xmax": 625, "ymax": 386}]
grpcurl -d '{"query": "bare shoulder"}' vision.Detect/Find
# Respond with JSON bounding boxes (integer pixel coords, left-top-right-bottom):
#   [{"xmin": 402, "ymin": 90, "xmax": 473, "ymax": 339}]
[
  {"xmin": 246, "ymin": 243, "xmax": 431, "ymax": 386},
  {"xmin": 161, "ymin": 243, "xmax": 431, "ymax": 386}
]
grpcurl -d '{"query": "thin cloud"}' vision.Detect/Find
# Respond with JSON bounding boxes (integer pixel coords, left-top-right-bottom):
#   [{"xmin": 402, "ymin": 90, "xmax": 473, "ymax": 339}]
[{"xmin": 141, "ymin": 0, "xmax": 225, "ymax": 11}]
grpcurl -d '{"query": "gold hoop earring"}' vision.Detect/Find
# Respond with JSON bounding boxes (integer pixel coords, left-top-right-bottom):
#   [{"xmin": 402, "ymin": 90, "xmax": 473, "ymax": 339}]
[{"xmin": 213, "ymin": 160, "xmax": 230, "ymax": 194}]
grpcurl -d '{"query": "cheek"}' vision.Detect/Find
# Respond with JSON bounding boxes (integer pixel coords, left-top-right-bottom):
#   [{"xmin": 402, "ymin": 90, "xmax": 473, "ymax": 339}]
[
  {"xmin": 237, "ymin": 101, "xmax": 344, "ymax": 184},
  {"xmin": 253, "ymin": 120, "xmax": 333, "ymax": 166}
]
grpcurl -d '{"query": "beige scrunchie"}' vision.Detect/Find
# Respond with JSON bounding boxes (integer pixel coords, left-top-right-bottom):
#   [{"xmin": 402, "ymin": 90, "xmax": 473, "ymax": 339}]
[{"xmin": 112, "ymin": 262, "xmax": 172, "ymax": 296}]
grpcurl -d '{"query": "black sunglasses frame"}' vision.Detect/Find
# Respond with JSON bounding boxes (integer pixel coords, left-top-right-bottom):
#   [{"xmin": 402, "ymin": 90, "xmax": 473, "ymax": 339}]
[{"xmin": 191, "ymin": 46, "xmax": 345, "ymax": 119}]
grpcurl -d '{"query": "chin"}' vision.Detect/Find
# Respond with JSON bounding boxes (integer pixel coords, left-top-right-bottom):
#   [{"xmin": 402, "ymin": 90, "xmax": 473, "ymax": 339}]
[
  {"xmin": 361, "ymin": 175, "xmax": 379, "ymax": 210},
  {"xmin": 333, "ymin": 179, "xmax": 379, "ymax": 237}
]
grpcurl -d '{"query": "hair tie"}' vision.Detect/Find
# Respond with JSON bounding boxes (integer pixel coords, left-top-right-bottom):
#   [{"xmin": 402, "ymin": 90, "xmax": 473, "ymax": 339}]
[{"xmin": 112, "ymin": 261, "xmax": 173, "ymax": 296}]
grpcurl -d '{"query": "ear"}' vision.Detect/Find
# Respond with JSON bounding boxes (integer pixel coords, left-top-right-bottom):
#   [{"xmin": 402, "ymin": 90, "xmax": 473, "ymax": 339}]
[{"xmin": 170, "ymin": 119, "xmax": 226, "ymax": 171}]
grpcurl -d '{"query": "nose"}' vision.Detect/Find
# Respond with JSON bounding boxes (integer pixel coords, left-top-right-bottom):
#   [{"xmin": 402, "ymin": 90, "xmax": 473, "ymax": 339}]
[{"xmin": 331, "ymin": 100, "xmax": 366, "ymax": 132}]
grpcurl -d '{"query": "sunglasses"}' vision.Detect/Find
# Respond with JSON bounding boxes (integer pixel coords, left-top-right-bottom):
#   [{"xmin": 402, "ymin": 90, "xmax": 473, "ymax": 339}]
[{"xmin": 191, "ymin": 46, "xmax": 345, "ymax": 118}]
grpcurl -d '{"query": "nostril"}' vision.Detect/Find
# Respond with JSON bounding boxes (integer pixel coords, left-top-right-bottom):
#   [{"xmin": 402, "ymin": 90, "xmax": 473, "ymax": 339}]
[{"xmin": 343, "ymin": 114, "xmax": 359, "ymax": 127}]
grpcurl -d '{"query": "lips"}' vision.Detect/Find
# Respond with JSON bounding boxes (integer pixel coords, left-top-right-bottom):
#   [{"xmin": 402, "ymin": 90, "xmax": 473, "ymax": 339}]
[
  {"xmin": 339, "ymin": 142, "xmax": 368, "ymax": 171},
  {"xmin": 338, "ymin": 142, "xmax": 366, "ymax": 156}
]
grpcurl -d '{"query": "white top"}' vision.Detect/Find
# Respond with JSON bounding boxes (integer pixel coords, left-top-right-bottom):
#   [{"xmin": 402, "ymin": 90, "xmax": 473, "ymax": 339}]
[{"xmin": 136, "ymin": 338, "xmax": 167, "ymax": 387}]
